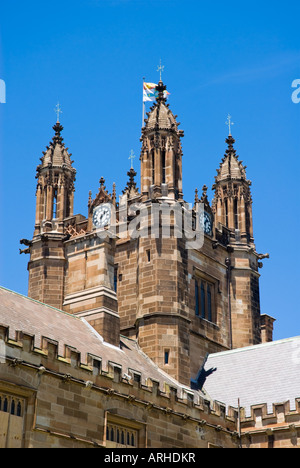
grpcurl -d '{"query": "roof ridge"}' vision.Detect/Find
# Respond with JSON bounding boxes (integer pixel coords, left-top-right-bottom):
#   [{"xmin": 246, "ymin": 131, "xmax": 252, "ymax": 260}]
[
  {"xmin": 208, "ymin": 335, "xmax": 300, "ymax": 359},
  {"xmin": 0, "ymin": 285, "xmax": 79, "ymax": 320}
]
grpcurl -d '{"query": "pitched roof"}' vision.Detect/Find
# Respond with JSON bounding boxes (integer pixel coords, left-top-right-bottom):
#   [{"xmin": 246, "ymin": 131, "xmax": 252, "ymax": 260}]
[
  {"xmin": 204, "ymin": 336, "xmax": 300, "ymax": 416},
  {"xmin": 40, "ymin": 122, "xmax": 74, "ymax": 171},
  {"xmin": 0, "ymin": 286, "xmax": 203, "ymax": 400},
  {"xmin": 214, "ymin": 135, "xmax": 249, "ymax": 185},
  {"xmin": 145, "ymin": 101, "xmax": 178, "ymax": 131}
]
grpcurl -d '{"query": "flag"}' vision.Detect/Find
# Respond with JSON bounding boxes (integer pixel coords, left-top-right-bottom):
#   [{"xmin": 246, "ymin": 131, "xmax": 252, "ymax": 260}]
[
  {"xmin": 143, "ymin": 82, "xmax": 170, "ymax": 102},
  {"xmin": 143, "ymin": 82, "xmax": 157, "ymax": 102}
]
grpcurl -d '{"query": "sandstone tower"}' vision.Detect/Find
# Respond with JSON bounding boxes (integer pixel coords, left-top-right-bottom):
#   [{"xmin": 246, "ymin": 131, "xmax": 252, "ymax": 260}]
[{"xmin": 22, "ymin": 81, "xmax": 273, "ymax": 387}]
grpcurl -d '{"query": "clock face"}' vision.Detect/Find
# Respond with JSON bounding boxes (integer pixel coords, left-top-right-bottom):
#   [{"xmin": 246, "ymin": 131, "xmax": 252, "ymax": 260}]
[
  {"xmin": 93, "ymin": 204, "xmax": 111, "ymax": 228},
  {"xmin": 199, "ymin": 211, "xmax": 212, "ymax": 236}
]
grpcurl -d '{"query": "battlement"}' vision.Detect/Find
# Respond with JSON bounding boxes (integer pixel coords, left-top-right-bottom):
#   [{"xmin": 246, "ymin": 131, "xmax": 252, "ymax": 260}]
[
  {"xmin": 242, "ymin": 400, "xmax": 300, "ymax": 429},
  {"xmin": 0, "ymin": 321, "xmax": 243, "ymax": 448},
  {"xmin": 1, "ymin": 320, "xmax": 299, "ymax": 448},
  {"xmin": 1, "ymin": 322, "xmax": 299, "ymax": 429}
]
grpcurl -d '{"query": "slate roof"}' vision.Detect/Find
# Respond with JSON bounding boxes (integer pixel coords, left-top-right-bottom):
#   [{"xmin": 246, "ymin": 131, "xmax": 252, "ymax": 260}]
[
  {"xmin": 0, "ymin": 286, "xmax": 204, "ymax": 401},
  {"xmin": 204, "ymin": 336, "xmax": 300, "ymax": 416}
]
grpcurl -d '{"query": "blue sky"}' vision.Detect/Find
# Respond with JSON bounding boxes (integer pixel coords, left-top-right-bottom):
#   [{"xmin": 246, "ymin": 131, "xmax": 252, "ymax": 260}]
[{"xmin": 0, "ymin": 0, "xmax": 299, "ymax": 341}]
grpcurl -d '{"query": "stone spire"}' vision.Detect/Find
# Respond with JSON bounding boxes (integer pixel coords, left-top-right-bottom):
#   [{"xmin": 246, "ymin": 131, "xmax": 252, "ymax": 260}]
[
  {"xmin": 212, "ymin": 132, "xmax": 253, "ymax": 244},
  {"xmin": 123, "ymin": 167, "xmax": 139, "ymax": 198},
  {"xmin": 140, "ymin": 81, "xmax": 184, "ymax": 201},
  {"xmin": 214, "ymin": 135, "xmax": 248, "ymax": 183},
  {"xmin": 34, "ymin": 119, "xmax": 76, "ymax": 235},
  {"xmin": 39, "ymin": 122, "xmax": 74, "ymax": 171}
]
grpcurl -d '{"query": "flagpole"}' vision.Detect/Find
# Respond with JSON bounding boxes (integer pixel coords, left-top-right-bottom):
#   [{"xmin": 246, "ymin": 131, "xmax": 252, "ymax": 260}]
[{"xmin": 142, "ymin": 77, "xmax": 145, "ymax": 128}]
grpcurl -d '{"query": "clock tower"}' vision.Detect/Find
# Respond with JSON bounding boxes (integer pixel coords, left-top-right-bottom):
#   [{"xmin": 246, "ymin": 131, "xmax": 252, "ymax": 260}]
[{"xmin": 22, "ymin": 81, "xmax": 272, "ymax": 386}]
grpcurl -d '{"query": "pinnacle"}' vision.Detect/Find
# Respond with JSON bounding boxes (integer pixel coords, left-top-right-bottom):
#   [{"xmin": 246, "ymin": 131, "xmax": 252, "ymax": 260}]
[{"xmin": 38, "ymin": 120, "xmax": 74, "ymax": 171}]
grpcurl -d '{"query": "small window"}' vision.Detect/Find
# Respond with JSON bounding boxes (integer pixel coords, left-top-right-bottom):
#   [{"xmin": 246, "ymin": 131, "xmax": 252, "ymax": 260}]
[
  {"xmin": 106, "ymin": 422, "xmax": 138, "ymax": 448},
  {"xmin": 114, "ymin": 267, "xmax": 118, "ymax": 293},
  {"xmin": 164, "ymin": 350, "xmax": 170, "ymax": 365},
  {"xmin": 195, "ymin": 280, "xmax": 199, "ymax": 316},
  {"xmin": 234, "ymin": 198, "xmax": 238, "ymax": 230},
  {"xmin": 3, "ymin": 397, "xmax": 8, "ymax": 413},
  {"xmin": 162, "ymin": 150, "xmax": 166, "ymax": 184},
  {"xmin": 10, "ymin": 400, "xmax": 15, "ymax": 415},
  {"xmin": 225, "ymin": 199, "xmax": 228, "ymax": 227},
  {"xmin": 207, "ymin": 284, "xmax": 212, "ymax": 322},
  {"xmin": 152, "ymin": 150, "xmax": 155, "ymax": 185},
  {"xmin": 201, "ymin": 282, "xmax": 206, "ymax": 319},
  {"xmin": 146, "ymin": 249, "xmax": 151, "ymax": 262},
  {"xmin": 53, "ymin": 189, "xmax": 58, "ymax": 219}
]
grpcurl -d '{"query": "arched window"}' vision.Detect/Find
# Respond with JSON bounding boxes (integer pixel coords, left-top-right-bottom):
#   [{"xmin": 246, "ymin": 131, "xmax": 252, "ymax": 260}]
[
  {"xmin": 201, "ymin": 282, "xmax": 206, "ymax": 319},
  {"xmin": 3, "ymin": 397, "xmax": 8, "ymax": 413},
  {"xmin": 17, "ymin": 401, "xmax": 22, "ymax": 417},
  {"xmin": 44, "ymin": 187, "xmax": 47, "ymax": 218},
  {"xmin": 10, "ymin": 399, "xmax": 15, "ymax": 415},
  {"xmin": 162, "ymin": 150, "xmax": 166, "ymax": 184},
  {"xmin": 207, "ymin": 285, "xmax": 212, "ymax": 322},
  {"xmin": 53, "ymin": 189, "xmax": 58, "ymax": 218},
  {"xmin": 152, "ymin": 150, "xmax": 155, "ymax": 184},
  {"xmin": 195, "ymin": 280, "xmax": 199, "ymax": 316},
  {"xmin": 234, "ymin": 198, "xmax": 238, "ymax": 230},
  {"xmin": 225, "ymin": 199, "xmax": 228, "ymax": 227}
]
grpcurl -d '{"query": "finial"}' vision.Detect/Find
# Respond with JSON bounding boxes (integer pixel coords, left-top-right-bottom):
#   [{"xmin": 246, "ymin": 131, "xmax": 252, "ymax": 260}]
[
  {"xmin": 88, "ymin": 190, "xmax": 92, "ymax": 206},
  {"xmin": 226, "ymin": 114, "xmax": 234, "ymax": 136},
  {"xmin": 194, "ymin": 188, "xmax": 199, "ymax": 204},
  {"xmin": 129, "ymin": 149, "xmax": 135, "ymax": 169},
  {"xmin": 112, "ymin": 182, "xmax": 116, "ymax": 206},
  {"xmin": 52, "ymin": 119, "xmax": 64, "ymax": 145},
  {"xmin": 99, "ymin": 177, "xmax": 106, "ymax": 189},
  {"xmin": 157, "ymin": 59, "xmax": 165, "ymax": 82},
  {"xmin": 54, "ymin": 102, "xmax": 63, "ymax": 123},
  {"xmin": 156, "ymin": 80, "xmax": 167, "ymax": 103},
  {"xmin": 200, "ymin": 184, "xmax": 210, "ymax": 208}
]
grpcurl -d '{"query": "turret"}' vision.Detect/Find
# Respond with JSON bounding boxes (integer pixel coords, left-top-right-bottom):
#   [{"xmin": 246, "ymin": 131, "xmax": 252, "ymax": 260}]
[
  {"xmin": 212, "ymin": 130, "xmax": 253, "ymax": 245},
  {"xmin": 34, "ymin": 118, "xmax": 76, "ymax": 235},
  {"xmin": 140, "ymin": 81, "xmax": 184, "ymax": 201},
  {"xmin": 26, "ymin": 114, "xmax": 76, "ymax": 309}
]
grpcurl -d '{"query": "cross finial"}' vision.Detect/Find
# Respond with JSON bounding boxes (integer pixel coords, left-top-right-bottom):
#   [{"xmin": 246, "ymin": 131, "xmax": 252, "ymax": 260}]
[
  {"xmin": 55, "ymin": 102, "xmax": 63, "ymax": 123},
  {"xmin": 157, "ymin": 59, "xmax": 164, "ymax": 81},
  {"xmin": 129, "ymin": 149, "xmax": 135, "ymax": 169},
  {"xmin": 226, "ymin": 114, "xmax": 234, "ymax": 136}
]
